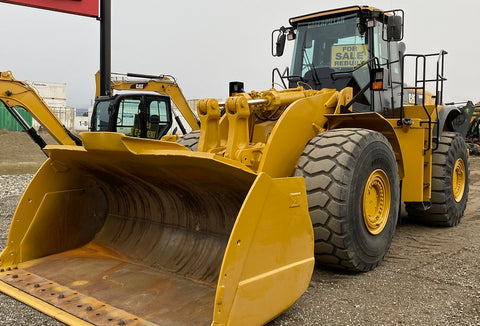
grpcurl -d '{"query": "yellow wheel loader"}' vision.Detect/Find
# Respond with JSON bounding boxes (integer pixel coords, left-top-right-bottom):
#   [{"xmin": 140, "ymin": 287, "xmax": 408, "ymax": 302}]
[{"xmin": 0, "ymin": 5, "xmax": 469, "ymax": 326}]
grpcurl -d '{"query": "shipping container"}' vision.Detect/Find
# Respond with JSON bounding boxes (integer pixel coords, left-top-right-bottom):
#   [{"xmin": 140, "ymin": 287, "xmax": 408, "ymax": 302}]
[{"xmin": 0, "ymin": 102, "xmax": 33, "ymax": 131}]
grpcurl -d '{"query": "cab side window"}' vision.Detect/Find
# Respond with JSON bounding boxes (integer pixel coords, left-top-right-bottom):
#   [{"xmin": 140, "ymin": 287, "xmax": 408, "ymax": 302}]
[
  {"xmin": 93, "ymin": 101, "xmax": 110, "ymax": 131},
  {"xmin": 146, "ymin": 98, "xmax": 170, "ymax": 139},
  {"xmin": 116, "ymin": 98, "xmax": 141, "ymax": 136},
  {"xmin": 373, "ymin": 23, "xmax": 401, "ymax": 85}
]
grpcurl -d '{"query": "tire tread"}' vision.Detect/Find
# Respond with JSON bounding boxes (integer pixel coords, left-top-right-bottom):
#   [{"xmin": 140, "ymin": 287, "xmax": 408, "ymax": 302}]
[{"xmin": 295, "ymin": 128, "xmax": 399, "ymax": 271}]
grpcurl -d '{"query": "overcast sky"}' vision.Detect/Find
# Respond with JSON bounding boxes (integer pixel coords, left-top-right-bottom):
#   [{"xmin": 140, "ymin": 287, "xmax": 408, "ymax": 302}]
[{"xmin": 0, "ymin": 0, "xmax": 478, "ymax": 108}]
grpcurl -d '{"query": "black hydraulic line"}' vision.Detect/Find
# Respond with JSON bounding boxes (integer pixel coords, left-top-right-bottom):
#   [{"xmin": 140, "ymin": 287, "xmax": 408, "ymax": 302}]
[
  {"xmin": 65, "ymin": 128, "xmax": 83, "ymax": 146},
  {"xmin": 4, "ymin": 103, "xmax": 81, "ymax": 148},
  {"xmin": 170, "ymin": 109, "xmax": 187, "ymax": 135},
  {"xmin": 127, "ymin": 73, "xmax": 166, "ymax": 80},
  {"xmin": 25, "ymin": 128, "xmax": 48, "ymax": 153},
  {"xmin": 175, "ymin": 115, "xmax": 187, "ymax": 135},
  {"xmin": 5, "ymin": 106, "xmax": 48, "ymax": 155}
]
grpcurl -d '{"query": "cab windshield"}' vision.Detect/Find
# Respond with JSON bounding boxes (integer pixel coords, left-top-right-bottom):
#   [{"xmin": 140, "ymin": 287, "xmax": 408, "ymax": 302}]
[{"xmin": 291, "ymin": 13, "xmax": 369, "ymax": 80}]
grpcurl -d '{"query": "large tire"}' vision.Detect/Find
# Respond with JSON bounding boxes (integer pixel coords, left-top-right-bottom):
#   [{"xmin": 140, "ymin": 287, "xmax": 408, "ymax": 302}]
[
  {"xmin": 406, "ymin": 132, "xmax": 469, "ymax": 226},
  {"xmin": 176, "ymin": 130, "xmax": 200, "ymax": 151},
  {"xmin": 295, "ymin": 128, "xmax": 400, "ymax": 272}
]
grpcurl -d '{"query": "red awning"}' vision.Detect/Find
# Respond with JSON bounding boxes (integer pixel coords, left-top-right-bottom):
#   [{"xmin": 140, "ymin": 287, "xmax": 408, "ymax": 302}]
[{"xmin": 0, "ymin": 0, "xmax": 99, "ymax": 18}]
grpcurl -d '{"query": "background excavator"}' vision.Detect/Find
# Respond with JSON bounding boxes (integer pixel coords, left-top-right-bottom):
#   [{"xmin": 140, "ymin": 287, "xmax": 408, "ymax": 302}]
[
  {"xmin": 0, "ymin": 5, "xmax": 470, "ymax": 326},
  {"xmin": 91, "ymin": 71, "xmax": 200, "ymax": 140},
  {"xmin": 0, "ymin": 70, "xmax": 200, "ymax": 152}
]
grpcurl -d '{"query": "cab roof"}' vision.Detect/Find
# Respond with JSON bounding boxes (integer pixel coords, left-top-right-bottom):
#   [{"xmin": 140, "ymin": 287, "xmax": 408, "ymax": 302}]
[{"xmin": 289, "ymin": 5, "xmax": 386, "ymax": 27}]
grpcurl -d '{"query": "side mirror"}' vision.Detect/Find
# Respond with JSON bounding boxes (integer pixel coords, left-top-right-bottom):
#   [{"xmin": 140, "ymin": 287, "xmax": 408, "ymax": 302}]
[
  {"xmin": 276, "ymin": 33, "xmax": 286, "ymax": 57},
  {"xmin": 272, "ymin": 28, "xmax": 287, "ymax": 57},
  {"xmin": 386, "ymin": 14, "xmax": 403, "ymax": 41},
  {"xmin": 272, "ymin": 26, "xmax": 296, "ymax": 57}
]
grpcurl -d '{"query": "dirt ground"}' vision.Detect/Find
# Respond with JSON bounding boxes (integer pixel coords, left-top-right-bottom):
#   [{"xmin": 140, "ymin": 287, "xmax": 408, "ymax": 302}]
[
  {"xmin": 0, "ymin": 129, "xmax": 56, "ymax": 175},
  {"xmin": 0, "ymin": 130, "xmax": 479, "ymax": 325}
]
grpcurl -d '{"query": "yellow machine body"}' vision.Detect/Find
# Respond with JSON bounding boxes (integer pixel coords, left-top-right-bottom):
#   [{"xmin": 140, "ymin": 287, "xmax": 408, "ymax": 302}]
[
  {"xmin": 0, "ymin": 5, "xmax": 466, "ymax": 325},
  {"xmin": 0, "ymin": 78, "xmax": 444, "ymax": 324}
]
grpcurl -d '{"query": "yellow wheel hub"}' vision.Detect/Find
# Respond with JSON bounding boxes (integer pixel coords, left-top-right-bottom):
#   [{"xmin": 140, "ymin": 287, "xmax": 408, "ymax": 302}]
[
  {"xmin": 363, "ymin": 169, "xmax": 391, "ymax": 235},
  {"xmin": 452, "ymin": 158, "xmax": 466, "ymax": 202}
]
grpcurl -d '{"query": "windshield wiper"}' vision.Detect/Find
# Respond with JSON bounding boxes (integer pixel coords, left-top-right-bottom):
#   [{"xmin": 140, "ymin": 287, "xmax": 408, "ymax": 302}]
[{"xmin": 302, "ymin": 47, "xmax": 321, "ymax": 85}]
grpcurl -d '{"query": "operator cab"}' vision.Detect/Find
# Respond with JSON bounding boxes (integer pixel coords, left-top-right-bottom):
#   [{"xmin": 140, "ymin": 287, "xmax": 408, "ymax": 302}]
[
  {"xmin": 273, "ymin": 6, "xmax": 404, "ymax": 114},
  {"xmin": 91, "ymin": 92, "xmax": 173, "ymax": 139}
]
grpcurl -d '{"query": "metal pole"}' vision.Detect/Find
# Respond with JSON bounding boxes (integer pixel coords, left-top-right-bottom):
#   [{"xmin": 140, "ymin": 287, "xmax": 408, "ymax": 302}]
[{"xmin": 99, "ymin": 0, "xmax": 111, "ymax": 96}]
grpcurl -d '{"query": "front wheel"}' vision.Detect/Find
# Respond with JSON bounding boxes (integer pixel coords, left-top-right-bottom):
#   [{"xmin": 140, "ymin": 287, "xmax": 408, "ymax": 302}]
[{"xmin": 295, "ymin": 128, "xmax": 400, "ymax": 272}]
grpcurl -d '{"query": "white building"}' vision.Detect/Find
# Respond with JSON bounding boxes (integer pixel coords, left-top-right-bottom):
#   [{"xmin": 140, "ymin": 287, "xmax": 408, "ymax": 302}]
[{"xmin": 25, "ymin": 81, "xmax": 76, "ymax": 131}]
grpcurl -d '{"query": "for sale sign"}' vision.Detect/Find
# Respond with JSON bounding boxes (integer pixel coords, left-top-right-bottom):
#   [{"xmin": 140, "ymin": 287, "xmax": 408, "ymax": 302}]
[
  {"xmin": 0, "ymin": 0, "xmax": 99, "ymax": 17},
  {"xmin": 331, "ymin": 44, "xmax": 368, "ymax": 68}
]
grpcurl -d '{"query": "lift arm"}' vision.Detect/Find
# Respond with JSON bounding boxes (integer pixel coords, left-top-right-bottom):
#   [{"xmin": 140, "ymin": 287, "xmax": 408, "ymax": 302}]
[
  {"xmin": 95, "ymin": 71, "xmax": 200, "ymax": 131},
  {"xmin": 0, "ymin": 71, "xmax": 81, "ymax": 146}
]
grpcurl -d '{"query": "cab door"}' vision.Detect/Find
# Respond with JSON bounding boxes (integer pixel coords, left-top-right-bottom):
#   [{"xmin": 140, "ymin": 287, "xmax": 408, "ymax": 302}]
[
  {"xmin": 371, "ymin": 21, "xmax": 403, "ymax": 116},
  {"xmin": 144, "ymin": 95, "xmax": 173, "ymax": 139}
]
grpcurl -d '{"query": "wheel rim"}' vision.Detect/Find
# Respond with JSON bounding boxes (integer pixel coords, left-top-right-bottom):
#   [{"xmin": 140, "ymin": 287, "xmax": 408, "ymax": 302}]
[
  {"xmin": 452, "ymin": 158, "xmax": 466, "ymax": 202},
  {"xmin": 363, "ymin": 169, "xmax": 391, "ymax": 235}
]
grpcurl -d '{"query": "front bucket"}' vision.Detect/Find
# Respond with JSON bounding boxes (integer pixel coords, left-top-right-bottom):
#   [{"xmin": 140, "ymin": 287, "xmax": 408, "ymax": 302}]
[{"xmin": 0, "ymin": 133, "xmax": 314, "ymax": 326}]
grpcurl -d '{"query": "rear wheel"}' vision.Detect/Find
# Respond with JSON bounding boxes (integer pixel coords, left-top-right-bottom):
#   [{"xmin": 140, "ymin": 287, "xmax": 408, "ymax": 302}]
[
  {"xmin": 295, "ymin": 128, "xmax": 400, "ymax": 272},
  {"xmin": 406, "ymin": 132, "xmax": 469, "ymax": 226},
  {"xmin": 176, "ymin": 130, "xmax": 200, "ymax": 151}
]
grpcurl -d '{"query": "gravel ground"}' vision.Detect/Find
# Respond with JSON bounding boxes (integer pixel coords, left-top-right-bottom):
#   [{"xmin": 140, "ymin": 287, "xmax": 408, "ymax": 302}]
[
  {"xmin": 0, "ymin": 175, "xmax": 64, "ymax": 326},
  {"xmin": 0, "ymin": 149, "xmax": 479, "ymax": 325}
]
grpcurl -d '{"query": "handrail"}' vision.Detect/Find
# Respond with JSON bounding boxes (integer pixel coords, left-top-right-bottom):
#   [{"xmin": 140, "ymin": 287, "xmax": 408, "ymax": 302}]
[
  {"xmin": 271, "ymin": 67, "xmax": 305, "ymax": 89},
  {"xmin": 400, "ymin": 50, "xmax": 447, "ymax": 153},
  {"xmin": 271, "ymin": 67, "xmax": 288, "ymax": 89}
]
